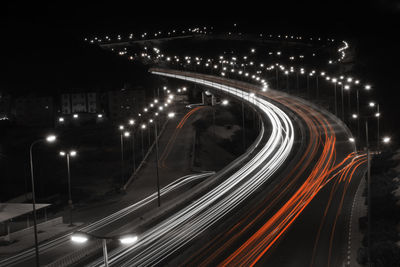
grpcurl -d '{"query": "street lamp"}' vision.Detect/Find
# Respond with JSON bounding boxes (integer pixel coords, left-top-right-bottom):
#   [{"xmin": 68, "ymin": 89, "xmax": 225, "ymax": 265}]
[
  {"xmin": 118, "ymin": 126, "xmax": 130, "ymax": 186},
  {"xmin": 70, "ymin": 232, "xmax": 138, "ymax": 267},
  {"xmin": 332, "ymin": 78, "xmax": 338, "ymax": 116},
  {"xmin": 29, "ymin": 134, "xmax": 56, "ymax": 267},
  {"xmin": 369, "ymin": 102, "xmax": 380, "ymax": 151},
  {"xmin": 128, "ymin": 120, "xmax": 136, "ymax": 172},
  {"xmin": 59, "ymin": 150, "xmax": 77, "ymax": 226},
  {"xmin": 141, "ymin": 124, "xmax": 146, "ymax": 160},
  {"xmin": 382, "ymin": 136, "xmax": 390, "ymax": 143}
]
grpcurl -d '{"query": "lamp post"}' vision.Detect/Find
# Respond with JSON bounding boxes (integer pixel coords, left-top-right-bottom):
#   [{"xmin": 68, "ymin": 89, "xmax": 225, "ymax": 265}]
[
  {"xmin": 332, "ymin": 78, "xmax": 338, "ymax": 116},
  {"xmin": 141, "ymin": 124, "xmax": 146, "ymax": 160},
  {"xmin": 153, "ymin": 116, "xmax": 161, "ymax": 207},
  {"xmin": 59, "ymin": 150, "xmax": 77, "ymax": 227},
  {"xmin": 285, "ymin": 71, "xmax": 289, "ymax": 91},
  {"xmin": 340, "ymin": 82, "xmax": 345, "ymax": 121},
  {"xmin": 29, "ymin": 134, "xmax": 57, "ymax": 267},
  {"xmin": 119, "ymin": 125, "xmax": 130, "ymax": 185},
  {"xmin": 71, "ymin": 232, "xmax": 138, "ymax": 267},
  {"xmin": 128, "ymin": 120, "xmax": 136, "ymax": 172},
  {"xmin": 317, "ymin": 72, "xmax": 323, "ymax": 99},
  {"xmin": 356, "ymin": 89, "xmax": 360, "ymax": 139},
  {"xmin": 361, "ymin": 108, "xmax": 390, "ymax": 266},
  {"xmin": 344, "ymin": 84, "xmax": 351, "ymax": 123}
]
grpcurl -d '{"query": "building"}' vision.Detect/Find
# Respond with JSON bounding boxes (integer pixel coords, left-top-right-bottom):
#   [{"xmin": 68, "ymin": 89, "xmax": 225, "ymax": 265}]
[
  {"xmin": 107, "ymin": 89, "xmax": 146, "ymax": 120},
  {"xmin": 15, "ymin": 96, "xmax": 54, "ymax": 126},
  {"xmin": 61, "ymin": 92, "xmax": 99, "ymax": 114}
]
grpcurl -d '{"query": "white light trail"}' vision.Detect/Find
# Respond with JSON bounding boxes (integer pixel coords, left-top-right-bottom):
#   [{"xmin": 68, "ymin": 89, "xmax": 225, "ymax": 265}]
[{"xmin": 93, "ymin": 71, "xmax": 295, "ymax": 266}]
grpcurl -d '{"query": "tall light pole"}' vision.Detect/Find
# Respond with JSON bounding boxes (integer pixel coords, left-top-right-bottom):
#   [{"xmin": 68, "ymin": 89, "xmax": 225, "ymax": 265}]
[
  {"xmin": 340, "ymin": 82, "xmax": 345, "ymax": 121},
  {"xmin": 141, "ymin": 124, "xmax": 146, "ymax": 160},
  {"xmin": 362, "ymin": 105, "xmax": 390, "ymax": 266},
  {"xmin": 128, "ymin": 120, "xmax": 136, "ymax": 172},
  {"xmin": 59, "ymin": 150, "xmax": 77, "ymax": 226},
  {"xmin": 285, "ymin": 71, "xmax": 289, "ymax": 91},
  {"xmin": 118, "ymin": 125, "xmax": 130, "ymax": 185},
  {"xmin": 332, "ymin": 78, "xmax": 338, "ymax": 116},
  {"xmin": 29, "ymin": 134, "xmax": 57, "ymax": 267},
  {"xmin": 153, "ymin": 116, "xmax": 161, "ymax": 207},
  {"xmin": 344, "ymin": 84, "xmax": 351, "ymax": 123},
  {"xmin": 71, "ymin": 232, "xmax": 138, "ymax": 267},
  {"xmin": 356, "ymin": 89, "xmax": 360, "ymax": 139},
  {"xmin": 375, "ymin": 104, "xmax": 380, "ymax": 151}
]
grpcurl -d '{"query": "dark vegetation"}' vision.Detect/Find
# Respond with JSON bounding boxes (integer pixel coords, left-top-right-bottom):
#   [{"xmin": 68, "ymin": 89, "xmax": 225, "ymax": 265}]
[{"xmin": 358, "ymin": 149, "xmax": 400, "ymax": 267}]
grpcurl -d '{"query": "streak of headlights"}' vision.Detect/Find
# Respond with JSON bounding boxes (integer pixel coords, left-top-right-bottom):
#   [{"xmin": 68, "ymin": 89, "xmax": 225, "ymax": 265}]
[
  {"xmin": 89, "ymin": 71, "xmax": 295, "ymax": 267},
  {"xmin": 0, "ymin": 172, "xmax": 214, "ymax": 267}
]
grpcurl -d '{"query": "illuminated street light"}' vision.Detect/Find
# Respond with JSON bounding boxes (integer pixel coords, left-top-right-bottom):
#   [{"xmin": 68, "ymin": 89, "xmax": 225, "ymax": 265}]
[
  {"xmin": 59, "ymin": 150, "xmax": 77, "ymax": 226},
  {"xmin": 71, "ymin": 234, "xmax": 88, "ymax": 243},
  {"xmin": 349, "ymin": 137, "xmax": 355, "ymax": 143},
  {"xmin": 382, "ymin": 136, "xmax": 391, "ymax": 143},
  {"xmin": 29, "ymin": 134, "xmax": 57, "ymax": 266},
  {"xmin": 71, "ymin": 232, "xmax": 138, "ymax": 266},
  {"xmin": 119, "ymin": 235, "xmax": 138, "ymax": 245}
]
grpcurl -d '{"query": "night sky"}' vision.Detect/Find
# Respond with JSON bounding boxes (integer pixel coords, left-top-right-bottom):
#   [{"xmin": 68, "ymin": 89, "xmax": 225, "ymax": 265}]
[{"xmin": 3, "ymin": 1, "xmax": 400, "ymax": 135}]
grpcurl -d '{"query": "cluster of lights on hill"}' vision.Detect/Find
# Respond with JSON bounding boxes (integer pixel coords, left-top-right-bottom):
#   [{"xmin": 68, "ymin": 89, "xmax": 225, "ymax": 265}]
[
  {"xmin": 85, "ymin": 23, "xmax": 347, "ymax": 65},
  {"xmin": 84, "ymin": 27, "xmax": 211, "ymax": 44}
]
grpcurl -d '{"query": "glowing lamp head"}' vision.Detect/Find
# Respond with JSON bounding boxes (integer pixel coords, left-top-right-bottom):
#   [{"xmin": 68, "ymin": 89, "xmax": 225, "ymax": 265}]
[
  {"xmin": 120, "ymin": 235, "xmax": 138, "ymax": 245},
  {"xmin": 46, "ymin": 135, "xmax": 56, "ymax": 143},
  {"xmin": 382, "ymin": 136, "xmax": 390, "ymax": 143},
  {"xmin": 71, "ymin": 234, "xmax": 88, "ymax": 243},
  {"xmin": 168, "ymin": 112, "xmax": 175, "ymax": 118}
]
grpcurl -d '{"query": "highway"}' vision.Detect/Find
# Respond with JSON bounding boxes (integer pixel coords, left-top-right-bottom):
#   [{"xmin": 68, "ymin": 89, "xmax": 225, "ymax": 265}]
[
  {"xmin": 85, "ymin": 69, "xmax": 295, "ymax": 266},
  {"xmin": 83, "ymin": 69, "xmax": 365, "ymax": 267},
  {"xmin": 1, "ymin": 69, "xmax": 366, "ymax": 267}
]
